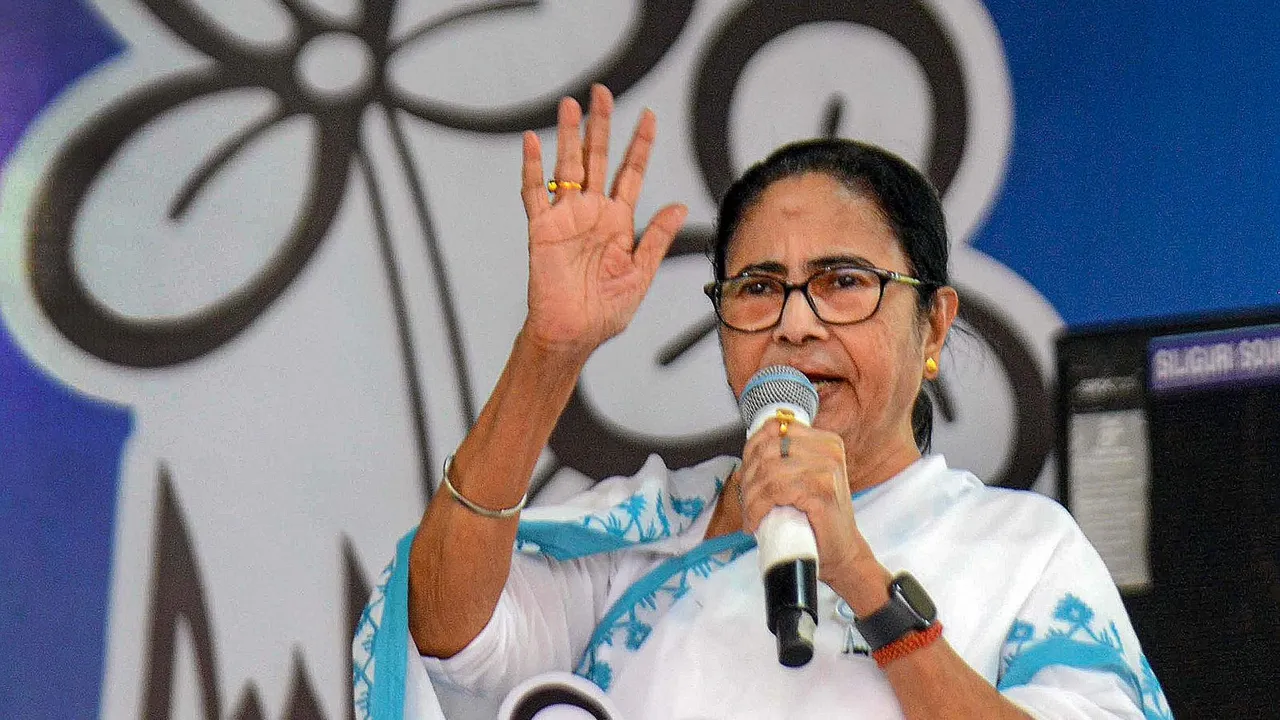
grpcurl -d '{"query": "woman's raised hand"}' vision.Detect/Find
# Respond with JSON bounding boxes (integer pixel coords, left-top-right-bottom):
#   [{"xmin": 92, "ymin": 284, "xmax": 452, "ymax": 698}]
[{"xmin": 519, "ymin": 84, "xmax": 688, "ymax": 357}]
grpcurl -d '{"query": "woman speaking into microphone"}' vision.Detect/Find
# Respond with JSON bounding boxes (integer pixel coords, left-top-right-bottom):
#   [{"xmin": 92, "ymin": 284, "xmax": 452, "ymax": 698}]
[{"xmin": 355, "ymin": 85, "xmax": 1168, "ymax": 720}]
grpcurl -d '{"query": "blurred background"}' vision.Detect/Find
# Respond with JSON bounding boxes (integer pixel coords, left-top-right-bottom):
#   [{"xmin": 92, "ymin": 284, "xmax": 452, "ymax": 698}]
[{"xmin": 1, "ymin": 1, "xmax": 1276, "ymax": 718}]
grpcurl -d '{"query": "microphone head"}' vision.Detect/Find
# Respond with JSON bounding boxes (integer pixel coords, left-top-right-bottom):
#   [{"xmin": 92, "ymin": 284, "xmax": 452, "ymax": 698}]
[{"xmin": 738, "ymin": 365, "xmax": 820, "ymax": 430}]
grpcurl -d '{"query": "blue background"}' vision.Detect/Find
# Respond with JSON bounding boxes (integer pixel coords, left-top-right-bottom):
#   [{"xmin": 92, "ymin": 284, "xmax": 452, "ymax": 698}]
[
  {"xmin": 1, "ymin": 3, "xmax": 129, "ymax": 718},
  {"xmin": 980, "ymin": 1, "xmax": 1279, "ymax": 322},
  {"xmin": 1, "ymin": 1, "xmax": 1276, "ymax": 716}
]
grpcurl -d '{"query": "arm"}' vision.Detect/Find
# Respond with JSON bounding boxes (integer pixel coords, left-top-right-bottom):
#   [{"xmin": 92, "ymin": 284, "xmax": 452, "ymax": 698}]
[
  {"xmin": 408, "ymin": 85, "xmax": 687, "ymax": 659},
  {"xmin": 408, "ymin": 331, "xmax": 586, "ymax": 659},
  {"xmin": 739, "ymin": 423, "xmax": 1032, "ymax": 719},
  {"xmin": 884, "ymin": 640, "xmax": 1032, "ymax": 719},
  {"xmin": 739, "ymin": 423, "xmax": 1158, "ymax": 718},
  {"xmin": 832, "ymin": 562, "xmax": 1034, "ymax": 719}
]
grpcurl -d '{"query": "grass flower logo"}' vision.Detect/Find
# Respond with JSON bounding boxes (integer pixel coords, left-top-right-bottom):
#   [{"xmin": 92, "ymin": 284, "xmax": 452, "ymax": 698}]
[
  {"xmin": 4, "ymin": 1, "xmax": 692, "ymax": 717},
  {"xmin": 25, "ymin": 0, "xmax": 690, "ymax": 493}
]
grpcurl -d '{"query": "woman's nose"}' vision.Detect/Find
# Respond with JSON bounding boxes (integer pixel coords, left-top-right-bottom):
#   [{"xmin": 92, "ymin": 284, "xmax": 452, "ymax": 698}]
[{"xmin": 772, "ymin": 288, "xmax": 827, "ymax": 344}]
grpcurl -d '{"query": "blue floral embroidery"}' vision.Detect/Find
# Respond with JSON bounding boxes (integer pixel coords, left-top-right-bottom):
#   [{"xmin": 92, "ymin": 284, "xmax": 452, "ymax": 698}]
[
  {"xmin": 1052, "ymin": 593, "xmax": 1097, "ymax": 629},
  {"xmin": 575, "ymin": 532, "xmax": 755, "ymax": 691},
  {"xmin": 581, "ymin": 488, "xmax": 678, "ymax": 543},
  {"xmin": 585, "ymin": 660, "xmax": 612, "ymax": 690},
  {"xmin": 670, "ymin": 493, "xmax": 704, "ymax": 520},
  {"xmin": 669, "ymin": 471, "xmax": 717, "ymax": 520},
  {"xmin": 624, "ymin": 615, "xmax": 652, "ymax": 650},
  {"xmin": 1007, "ymin": 620, "xmax": 1035, "ymax": 645},
  {"xmin": 353, "ymin": 531, "xmax": 416, "ymax": 720},
  {"xmin": 999, "ymin": 594, "xmax": 1172, "ymax": 720},
  {"xmin": 351, "ymin": 559, "xmax": 391, "ymax": 720},
  {"xmin": 355, "ymin": 461, "xmax": 737, "ymax": 719},
  {"xmin": 1138, "ymin": 656, "xmax": 1171, "ymax": 718},
  {"xmin": 655, "ymin": 490, "xmax": 672, "ymax": 538}
]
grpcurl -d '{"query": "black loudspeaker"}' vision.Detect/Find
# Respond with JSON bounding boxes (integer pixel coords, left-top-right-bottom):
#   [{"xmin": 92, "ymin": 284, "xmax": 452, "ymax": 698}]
[{"xmin": 1057, "ymin": 309, "xmax": 1280, "ymax": 719}]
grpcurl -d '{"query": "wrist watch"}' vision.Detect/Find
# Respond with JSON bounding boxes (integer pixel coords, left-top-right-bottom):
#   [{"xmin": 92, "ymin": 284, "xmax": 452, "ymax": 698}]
[{"xmin": 853, "ymin": 572, "xmax": 937, "ymax": 651}]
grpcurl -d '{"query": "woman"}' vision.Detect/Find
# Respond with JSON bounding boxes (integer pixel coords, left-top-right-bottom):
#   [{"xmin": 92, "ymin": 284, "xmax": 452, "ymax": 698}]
[{"xmin": 354, "ymin": 86, "xmax": 1170, "ymax": 719}]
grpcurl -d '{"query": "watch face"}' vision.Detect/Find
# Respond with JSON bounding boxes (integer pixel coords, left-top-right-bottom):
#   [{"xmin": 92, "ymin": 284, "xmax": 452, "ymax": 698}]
[{"xmin": 893, "ymin": 573, "xmax": 938, "ymax": 625}]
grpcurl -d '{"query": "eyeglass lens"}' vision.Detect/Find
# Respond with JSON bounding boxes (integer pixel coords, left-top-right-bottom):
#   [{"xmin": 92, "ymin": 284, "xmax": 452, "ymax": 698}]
[{"xmin": 718, "ymin": 267, "xmax": 883, "ymax": 330}]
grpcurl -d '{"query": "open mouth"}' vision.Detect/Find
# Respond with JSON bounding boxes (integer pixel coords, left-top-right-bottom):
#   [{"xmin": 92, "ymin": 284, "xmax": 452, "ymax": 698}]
[{"xmin": 802, "ymin": 372, "xmax": 844, "ymax": 389}]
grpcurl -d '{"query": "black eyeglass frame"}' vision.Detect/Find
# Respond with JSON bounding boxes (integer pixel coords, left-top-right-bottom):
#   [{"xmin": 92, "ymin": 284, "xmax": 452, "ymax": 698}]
[{"xmin": 702, "ymin": 266, "xmax": 942, "ymax": 332}]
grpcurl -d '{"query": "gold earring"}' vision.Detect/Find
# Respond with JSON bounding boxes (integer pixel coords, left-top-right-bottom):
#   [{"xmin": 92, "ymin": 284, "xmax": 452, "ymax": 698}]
[{"xmin": 924, "ymin": 357, "xmax": 938, "ymax": 375}]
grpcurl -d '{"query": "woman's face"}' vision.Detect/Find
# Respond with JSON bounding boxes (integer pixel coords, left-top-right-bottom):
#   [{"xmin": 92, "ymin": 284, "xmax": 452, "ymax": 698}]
[{"xmin": 720, "ymin": 172, "xmax": 955, "ymax": 473}]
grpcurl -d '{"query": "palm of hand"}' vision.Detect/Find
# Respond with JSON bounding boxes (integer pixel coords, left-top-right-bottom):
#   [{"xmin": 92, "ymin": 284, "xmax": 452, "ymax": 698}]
[
  {"xmin": 519, "ymin": 87, "xmax": 685, "ymax": 355},
  {"xmin": 527, "ymin": 194, "xmax": 648, "ymax": 348}
]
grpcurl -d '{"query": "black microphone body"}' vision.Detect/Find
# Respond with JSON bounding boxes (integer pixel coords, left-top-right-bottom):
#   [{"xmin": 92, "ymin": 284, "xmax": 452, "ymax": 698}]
[
  {"xmin": 763, "ymin": 558, "xmax": 820, "ymax": 667},
  {"xmin": 738, "ymin": 365, "xmax": 821, "ymax": 668}
]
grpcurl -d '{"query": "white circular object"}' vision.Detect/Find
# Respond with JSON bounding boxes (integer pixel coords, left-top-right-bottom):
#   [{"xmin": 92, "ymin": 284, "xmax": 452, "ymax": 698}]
[{"xmin": 295, "ymin": 31, "xmax": 374, "ymax": 103}]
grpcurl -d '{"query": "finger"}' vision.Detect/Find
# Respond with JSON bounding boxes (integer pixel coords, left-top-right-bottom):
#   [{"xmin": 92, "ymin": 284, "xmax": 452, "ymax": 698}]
[
  {"xmin": 740, "ymin": 424, "xmax": 792, "ymax": 479},
  {"xmin": 742, "ymin": 417, "xmax": 791, "ymax": 462},
  {"xmin": 610, "ymin": 108, "xmax": 657, "ymax": 206},
  {"xmin": 741, "ymin": 434, "xmax": 765, "ymax": 468},
  {"xmin": 553, "ymin": 97, "xmax": 585, "ymax": 192},
  {"xmin": 632, "ymin": 203, "xmax": 687, "ymax": 278},
  {"xmin": 752, "ymin": 415, "xmax": 789, "ymax": 439},
  {"xmin": 520, "ymin": 131, "xmax": 550, "ymax": 219},
  {"xmin": 583, "ymin": 84, "xmax": 613, "ymax": 193},
  {"xmin": 743, "ymin": 501, "xmax": 765, "ymax": 535},
  {"xmin": 740, "ymin": 466, "xmax": 767, "ymax": 534},
  {"xmin": 743, "ymin": 481, "xmax": 783, "ymax": 535},
  {"xmin": 742, "ymin": 474, "xmax": 807, "ymax": 535}
]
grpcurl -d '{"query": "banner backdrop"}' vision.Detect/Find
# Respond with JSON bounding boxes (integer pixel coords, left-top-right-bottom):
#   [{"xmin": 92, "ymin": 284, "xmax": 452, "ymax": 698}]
[{"xmin": 1, "ymin": 1, "xmax": 1276, "ymax": 718}]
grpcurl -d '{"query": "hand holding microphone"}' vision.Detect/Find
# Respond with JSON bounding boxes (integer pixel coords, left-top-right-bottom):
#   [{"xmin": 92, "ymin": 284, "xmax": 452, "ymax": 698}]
[{"xmin": 737, "ymin": 366, "xmax": 822, "ymax": 667}]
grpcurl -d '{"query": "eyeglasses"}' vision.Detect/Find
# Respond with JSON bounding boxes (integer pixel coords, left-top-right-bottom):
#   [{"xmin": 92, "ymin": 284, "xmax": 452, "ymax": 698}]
[{"xmin": 703, "ymin": 265, "xmax": 938, "ymax": 332}]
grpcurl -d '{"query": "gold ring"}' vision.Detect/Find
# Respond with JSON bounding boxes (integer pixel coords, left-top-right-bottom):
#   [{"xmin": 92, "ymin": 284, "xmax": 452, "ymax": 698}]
[
  {"xmin": 780, "ymin": 436, "xmax": 791, "ymax": 459},
  {"xmin": 546, "ymin": 179, "xmax": 582, "ymax": 193},
  {"xmin": 776, "ymin": 408, "xmax": 795, "ymax": 437}
]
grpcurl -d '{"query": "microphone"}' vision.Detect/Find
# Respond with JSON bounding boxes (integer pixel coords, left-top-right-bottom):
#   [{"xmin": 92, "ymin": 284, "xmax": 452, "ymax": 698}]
[{"xmin": 738, "ymin": 365, "xmax": 821, "ymax": 668}]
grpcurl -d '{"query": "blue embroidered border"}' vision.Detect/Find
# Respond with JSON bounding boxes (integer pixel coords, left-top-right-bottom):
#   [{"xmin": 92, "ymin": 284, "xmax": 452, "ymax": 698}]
[
  {"xmin": 574, "ymin": 531, "xmax": 757, "ymax": 691},
  {"xmin": 997, "ymin": 594, "xmax": 1172, "ymax": 720},
  {"xmin": 352, "ymin": 553, "xmax": 392, "ymax": 720},
  {"xmin": 516, "ymin": 470, "xmax": 729, "ymax": 560}
]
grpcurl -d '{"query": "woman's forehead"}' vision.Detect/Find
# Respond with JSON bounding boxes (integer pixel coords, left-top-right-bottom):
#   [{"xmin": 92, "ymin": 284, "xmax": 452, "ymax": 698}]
[{"xmin": 725, "ymin": 174, "xmax": 905, "ymax": 272}]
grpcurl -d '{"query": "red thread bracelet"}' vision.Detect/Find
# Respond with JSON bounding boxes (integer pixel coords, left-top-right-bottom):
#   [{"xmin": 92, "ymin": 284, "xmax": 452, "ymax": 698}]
[{"xmin": 871, "ymin": 621, "xmax": 944, "ymax": 669}]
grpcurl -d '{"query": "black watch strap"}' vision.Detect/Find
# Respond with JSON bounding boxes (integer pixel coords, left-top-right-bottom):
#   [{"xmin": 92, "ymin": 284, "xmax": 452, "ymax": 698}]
[{"xmin": 853, "ymin": 572, "xmax": 937, "ymax": 651}]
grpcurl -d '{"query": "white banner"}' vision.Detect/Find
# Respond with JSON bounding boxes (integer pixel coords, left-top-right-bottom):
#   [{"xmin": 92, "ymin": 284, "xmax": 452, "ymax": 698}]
[{"xmin": 0, "ymin": 1, "xmax": 1060, "ymax": 717}]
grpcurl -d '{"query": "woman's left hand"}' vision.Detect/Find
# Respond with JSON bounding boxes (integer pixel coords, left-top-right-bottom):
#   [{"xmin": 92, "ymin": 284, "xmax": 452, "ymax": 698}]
[{"xmin": 738, "ymin": 418, "xmax": 891, "ymax": 614}]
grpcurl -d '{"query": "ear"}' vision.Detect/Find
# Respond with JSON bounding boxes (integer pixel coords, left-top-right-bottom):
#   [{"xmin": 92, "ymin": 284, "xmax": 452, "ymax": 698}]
[{"xmin": 921, "ymin": 286, "xmax": 959, "ymax": 378}]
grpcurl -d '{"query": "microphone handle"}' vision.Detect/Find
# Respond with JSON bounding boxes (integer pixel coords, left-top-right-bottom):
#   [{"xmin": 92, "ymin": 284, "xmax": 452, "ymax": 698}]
[
  {"xmin": 765, "ymin": 559, "xmax": 819, "ymax": 667},
  {"xmin": 757, "ymin": 506, "xmax": 820, "ymax": 667},
  {"xmin": 745, "ymin": 398, "xmax": 820, "ymax": 667}
]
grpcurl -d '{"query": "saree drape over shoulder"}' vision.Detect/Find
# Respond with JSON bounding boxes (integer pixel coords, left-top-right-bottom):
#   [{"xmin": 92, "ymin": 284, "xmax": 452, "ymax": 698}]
[{"xmin": 354, "ymin": 455, "xmax": 1171, "ymax": 720}]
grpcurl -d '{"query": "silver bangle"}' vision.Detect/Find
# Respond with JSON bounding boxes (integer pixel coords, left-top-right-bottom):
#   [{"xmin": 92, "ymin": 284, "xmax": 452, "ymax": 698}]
[{"xmin": 440, "ymin": 454, "xmax": 527, "ymax": 519}]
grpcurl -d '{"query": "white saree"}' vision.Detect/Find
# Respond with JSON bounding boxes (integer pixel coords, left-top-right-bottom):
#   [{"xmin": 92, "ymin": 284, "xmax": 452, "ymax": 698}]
[{"xmin": 353, "ymin": 455, "xmax": 1171, "ymax": 719}]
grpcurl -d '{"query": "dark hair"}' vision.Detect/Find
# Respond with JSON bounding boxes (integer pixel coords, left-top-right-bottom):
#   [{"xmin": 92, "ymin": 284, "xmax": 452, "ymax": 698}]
[{"xmin": 713, "ymin": 139, "xmax": 949, "ymax": 452}]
